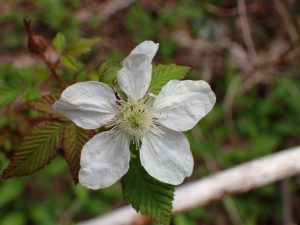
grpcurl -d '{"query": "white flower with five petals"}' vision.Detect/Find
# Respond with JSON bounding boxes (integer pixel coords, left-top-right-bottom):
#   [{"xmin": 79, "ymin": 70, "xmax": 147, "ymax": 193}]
[{"xmin": 53, "ymin": 41, "xmax": 216, "ymax": 189}]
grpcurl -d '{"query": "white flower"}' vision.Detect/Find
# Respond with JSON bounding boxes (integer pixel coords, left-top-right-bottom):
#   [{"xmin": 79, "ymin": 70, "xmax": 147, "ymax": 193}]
[{"xmin": 53, "ymin": 41, "xmax": 216, "ymax": 189}]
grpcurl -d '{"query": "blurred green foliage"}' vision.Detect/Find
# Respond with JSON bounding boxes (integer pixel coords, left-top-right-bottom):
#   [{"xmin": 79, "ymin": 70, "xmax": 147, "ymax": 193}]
[{"xmin": 1, "ymin": 0, "xmax": 300, "ymax": 224}]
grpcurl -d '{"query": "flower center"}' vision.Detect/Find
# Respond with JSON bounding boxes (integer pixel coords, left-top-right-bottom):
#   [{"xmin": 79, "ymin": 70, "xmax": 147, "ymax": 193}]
[{"xmin": 115, "ymin": 101, "xmax": 153, "ymax": 139}]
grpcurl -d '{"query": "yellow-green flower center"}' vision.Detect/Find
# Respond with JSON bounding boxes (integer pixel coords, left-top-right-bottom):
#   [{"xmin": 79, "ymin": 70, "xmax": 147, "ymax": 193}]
[{"xmin": 116, "ymin": 101, "xmax": 152, "ymax": 139}]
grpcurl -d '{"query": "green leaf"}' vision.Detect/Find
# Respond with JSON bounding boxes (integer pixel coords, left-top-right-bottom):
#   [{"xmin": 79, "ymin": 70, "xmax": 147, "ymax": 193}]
[
  {"xmin": 62, "ymin": 123, "xmax": 92, "ymax": 182},
  {"xmin": 122, "ymin": 156, "xmax": 174, "ymax": 225},
  {"xmin": 60, "ymin": 55, "xmax": 83, "ymax": 72},
  {"xmin": 23, "ymin": 87, "xmax": 41, "ymax": 101},
  {"xmin": 98, "ymin": 61, "xmax": 121, "ymax": 86},
  {"xmin": 0, "ymin": 180, "xmax": 23, "ymax": 207},
  {"xmin": 26, "ymin": 93, "xmax": 65, "ymax": 119},
  {"xmin": 1, "ymin": 122, "xmax": 64, "ymax": 178},
  {"xmin": 1, "ymin": 212, "xmax": 26, "ymax": 225},
  {"xmin": 66, "ymin": 38, "xmax": 101, "ymax": 56},
  {"xmin": 0, "ymin": 87, "xmax": 22, "ymax": 107},
  {"xmin": 52, "ymin": 32, "xmax": 66, "ymax": 53},
  {"xmin": 149, "ymin": 64, "xmax": 191, "ymax": 93}
]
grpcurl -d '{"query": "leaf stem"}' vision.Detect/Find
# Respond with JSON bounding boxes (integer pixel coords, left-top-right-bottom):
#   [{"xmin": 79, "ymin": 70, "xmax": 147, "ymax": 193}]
[{"xmin": 42, "ymin": 55, "xmax": 68, "ymax": 88}]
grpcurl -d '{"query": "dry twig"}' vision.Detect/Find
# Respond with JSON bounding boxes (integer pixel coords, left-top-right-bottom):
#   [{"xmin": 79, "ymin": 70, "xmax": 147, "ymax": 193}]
[
  {"xmin": 78, "ymin": 146, "xmax": 300, "ymax": 225},
  {"xmin": 274, "ymin": 0, "xmax": 299, "ymax": 44},
  {"xmin": 237, "ymin": 0, "xmax": 258, "ymax": 66}
]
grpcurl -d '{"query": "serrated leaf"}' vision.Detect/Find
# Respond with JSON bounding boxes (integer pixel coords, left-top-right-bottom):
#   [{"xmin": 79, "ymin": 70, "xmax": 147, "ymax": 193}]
[
  {"xmin": 149, "ymin": 64, "xmax": 191, "ymax": 94},
  {"xmin": 60, "ymin": 55, "xmax": 83, "ymax": 71},
  {"xmin": 26, "ymin": 93, "xmax": 65, "ymax": 119},
  {"xmin": 66, "ymin": 38, "xmax": 101, "ymax": 56},
  {"xmin": 62, "ymin": 123, "xmax": 92, "ymax": 183},
  {"xmin": 1, "ymin": 122, "xmax": 64, "ymax": 178},
  {"xmin": 53, "ymin": 33, "xmax": 66, "ymax": 53},
  {"xmin": 98, "ymin": 61, "xmax": 121, "ymax": 86},
  {"xmin": 0, "ymin": 87, "xmax": 22, "ymax": 107},
  {"xmin": 122, "ymin": 156, "xmax": 174, "ymax": 225}
]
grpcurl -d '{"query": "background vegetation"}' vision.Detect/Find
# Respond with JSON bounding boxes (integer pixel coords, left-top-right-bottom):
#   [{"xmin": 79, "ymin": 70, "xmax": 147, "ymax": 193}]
[{"xmin": 0, "ymin": 0, "xmax": 300, "ymax": 224}]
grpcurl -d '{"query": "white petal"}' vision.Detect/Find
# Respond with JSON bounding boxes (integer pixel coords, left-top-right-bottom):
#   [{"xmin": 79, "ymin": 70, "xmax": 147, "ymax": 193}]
[
  {"xmin": 140, "ymin": 126, "xmax": 193, "ymax": 185},
  {"xmin": 53, "ymin": 81, "xmax": 118, "ymax": 129},
  {"xmin": 117, "ymin": 41, "xmax": 159, "ymax": 101},
  {"xmin": 79, "ymin": 132, "xmax": 130, "ymax": 189},
  {"xmin": 124, "ymin": 40, "xmax": 159, "ymax": 63},
  {"xmin": 153, "ymin": 80, "xmax": 216, "ymax": 132}
]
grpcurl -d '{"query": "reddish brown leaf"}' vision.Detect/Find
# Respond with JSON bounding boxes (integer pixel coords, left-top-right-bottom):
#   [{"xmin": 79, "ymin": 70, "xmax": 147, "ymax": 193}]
[
  {"xmin": 2, "ymin": 122, "xmax": 64, "ymax": 178},
  {"xmin": 62, "ymin": 123, "xmax": 92, "ymax": 183},
  {"xmin": 26, "ymin": 93, "xmax": 66, "ymax": 120}
]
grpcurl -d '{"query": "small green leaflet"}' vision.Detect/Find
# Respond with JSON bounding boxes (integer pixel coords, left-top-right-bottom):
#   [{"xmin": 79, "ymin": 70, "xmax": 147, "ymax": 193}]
[
  {"xmin": 149, "ymin": 64, "xmax": 191, "ymax": 94},
  {"xmin": 52, "ymin": 33, "xmax": 66, "ymax": 53},
  {"xmin": 122, "ymin": 156, "xmax": 174, "ymax": 225},
  {"xmin": 0, "ymin": 65, "xmax": 44, "ymax": 108},
  {"xmin": 52, "ymin": 33, "xmax": 99, "ymax": 72},
  {"xmin": 62, "ymin": 123, "xmax": 92, "ymax": 183},
  {"xmin": 1, "ymin": 122, "xmax": 64, "ymax": 178},
  {"xmin": 52, "ymin": 33, "xmax": 100, "ymax": 56},
  {"xmin": 0, "ymin": 87, "xmax": 22, "ymax": 107},
  {"xmin": 0, "ymin": 87, "xmax": 42, "ymax": 108},
  {"xmin": 23, "ymin": 87, "xmax": 41, "ymax": 101},
  {"xmin": 66, "ymin": 38, "xmax": 101, "ymax": 56},
  {"xmin": 60, "ymin": 55, "xmax": 83, "ymax": 72},
  {"xmin": 98, "ymin": 61, "xmax": 120, "ymax": 86}
]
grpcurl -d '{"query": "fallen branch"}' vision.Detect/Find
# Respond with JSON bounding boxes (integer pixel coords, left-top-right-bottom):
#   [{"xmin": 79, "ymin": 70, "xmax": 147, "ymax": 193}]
[{"xmin": 77, "ymin": 146, "xmax": 300, "ymax": 225}]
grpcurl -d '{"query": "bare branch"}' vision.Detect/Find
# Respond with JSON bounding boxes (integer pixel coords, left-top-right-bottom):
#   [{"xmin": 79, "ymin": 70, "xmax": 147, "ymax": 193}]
[
  {"xmin": 274, "ymin": 0, "xmax": 299, "ymax": 44},
  {"xmin": 237, "ymin": 0, "xmax": 258, "ymax": 66},
  {"xmin": 77, "ymin": 146, "xmax": 300, "ymax": 225}
]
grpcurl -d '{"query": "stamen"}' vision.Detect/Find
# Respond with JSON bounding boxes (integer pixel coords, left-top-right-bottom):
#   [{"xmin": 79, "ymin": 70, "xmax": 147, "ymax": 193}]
[{"xmin": 114, "ymin": 100, "xmax": 154, "ymax": 140}]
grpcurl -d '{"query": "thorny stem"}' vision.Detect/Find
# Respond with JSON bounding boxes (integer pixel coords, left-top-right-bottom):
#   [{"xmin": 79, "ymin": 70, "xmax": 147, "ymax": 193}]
[
  {"xmin": 24, "ymin": 17, "xmax": 68, "ymax": 88},
  {"xmin": 42, "ymin": 54, "xmax": 68, "ymax": 88},
  {"xmin": 24, "ymin": 16, "xmax": 32, "ymax": 35}
]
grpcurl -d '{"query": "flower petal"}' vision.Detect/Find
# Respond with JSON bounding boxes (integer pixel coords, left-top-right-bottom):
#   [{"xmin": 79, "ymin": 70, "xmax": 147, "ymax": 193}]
[
  {"xmin": 140, "ymin": 126, "xmax": 193, "ymax": 185},
  {"xmin": 53, "ymin": 81, "xmax": 118, "ymax": 129},
  {"xmin": 79, "ymin": 131, "xmax": 130, "ymax": 189},
  {"xmin": 153, "ymin": 80, "xmax": 216, "ymax": 132},
  {"xmin": 117, "ymin": 41, "xmax": 159, "ymax": 101}
]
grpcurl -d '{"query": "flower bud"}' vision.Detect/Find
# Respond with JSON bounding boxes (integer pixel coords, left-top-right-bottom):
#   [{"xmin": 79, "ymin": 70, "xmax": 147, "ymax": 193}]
[{"xmin": 24, "ymin": 17, "xmax": 48, "ymax": 55}]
